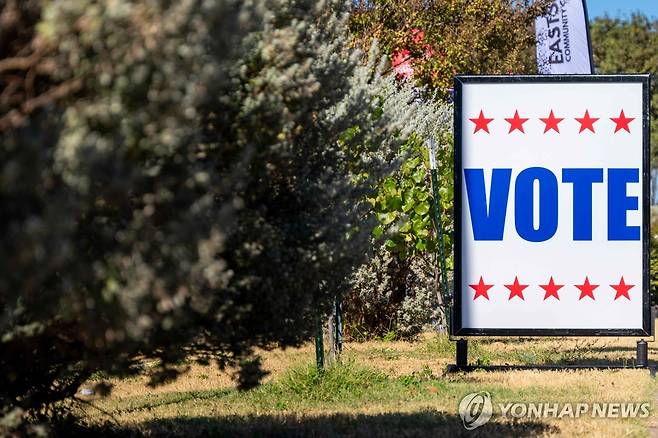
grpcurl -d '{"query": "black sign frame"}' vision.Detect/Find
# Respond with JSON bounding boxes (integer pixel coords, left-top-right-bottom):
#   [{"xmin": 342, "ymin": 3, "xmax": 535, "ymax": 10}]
[{"xmin": 452, "ymin": 74, "xmax": 651, "ymax": 337}]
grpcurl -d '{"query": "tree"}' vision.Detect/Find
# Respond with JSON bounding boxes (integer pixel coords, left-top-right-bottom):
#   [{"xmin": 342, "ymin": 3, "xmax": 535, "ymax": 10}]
[
  {"xmin": 350, "ymin": 0, "xmax": 549, "ymax": 98},
  {"xmin": 0, "ymin": 0, "xmax": 444, "ymax": 429}
]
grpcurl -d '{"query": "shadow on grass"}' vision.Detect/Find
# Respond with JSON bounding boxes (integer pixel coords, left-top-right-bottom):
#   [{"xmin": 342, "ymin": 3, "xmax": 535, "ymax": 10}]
[
  {"xmin": 542, "ymin": 356, "xmax": 658, "ymax": 367},
  {"xmin": 466, "ymin": 342, "xmax": 658, "ymax": 368},
  {"xmin": 461, "ymin": 353, "xmax": 656, "ymax": 367},
  {"xmin": 456, "ymin": 357, "xmax": 657, "ymax": 369},
  {"xmin": 594, "ymin": 345, "xmax": 658, "ymax": 354},
  {"xmin": 110, "ymin": 389, "xmax": 233, "ymax": 415},
  {"xmin": 74, "ymin": 411, "xmax": 559, "ymax": 437}
]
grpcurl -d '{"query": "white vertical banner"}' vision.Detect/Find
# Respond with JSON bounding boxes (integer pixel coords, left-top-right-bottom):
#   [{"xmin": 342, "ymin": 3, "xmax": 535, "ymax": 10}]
[{"xmin": 535, "ymin": 0, "xmax": 593, "ymax": 74}]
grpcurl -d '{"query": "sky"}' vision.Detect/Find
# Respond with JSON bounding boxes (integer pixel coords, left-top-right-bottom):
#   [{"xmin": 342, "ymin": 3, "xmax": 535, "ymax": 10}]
[{"xmin": 585, "ymin": 0, "xmax": 658, "ymax": 20}]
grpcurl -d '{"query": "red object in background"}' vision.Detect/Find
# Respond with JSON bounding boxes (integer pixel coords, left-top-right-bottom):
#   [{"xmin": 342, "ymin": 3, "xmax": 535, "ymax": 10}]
[
  {"xmin": 411, "ymin": 28, "xmax": 424, "ymax": 43},
  {"xmin": 392, "ymin": 28, "xmax": 437, "ymax": 80},
  {"xmin": 392, "ymin": 49, "xmax": 414, "ymax": 79}
]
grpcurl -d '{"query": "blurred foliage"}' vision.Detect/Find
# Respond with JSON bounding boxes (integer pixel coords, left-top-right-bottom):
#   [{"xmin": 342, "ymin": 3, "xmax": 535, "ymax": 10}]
[
  {"xmin": 590, "ymin": 14, "xmax": 658, "ymax": 166},
  {"xmin": 0, "ymin": 0, "xmax": 444, "ymax": 429},
  {"xmin": 350, "ymin": 0, "xmax": 549, "ymax": 98}
]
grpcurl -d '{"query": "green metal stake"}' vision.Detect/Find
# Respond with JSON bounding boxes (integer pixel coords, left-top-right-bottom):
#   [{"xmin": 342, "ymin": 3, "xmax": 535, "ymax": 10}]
[
  {"xmin": 428, "ymin": 138, "xmax": 451, "ymax": 332},
  {"xmin": 315, "ymin": 314, "xmax": 324, "ymax": 371}
]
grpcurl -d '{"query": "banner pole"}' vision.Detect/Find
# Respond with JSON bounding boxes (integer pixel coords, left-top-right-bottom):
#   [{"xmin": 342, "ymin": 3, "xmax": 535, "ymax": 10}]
[{"xmin": 581, "ymin": 0, "xmax": 595, "ymax": 73}]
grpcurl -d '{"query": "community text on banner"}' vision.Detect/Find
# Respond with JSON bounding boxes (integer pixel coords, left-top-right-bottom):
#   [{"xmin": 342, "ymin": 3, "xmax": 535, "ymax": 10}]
[{"xmin": 535, "ymin": 0, "xmax": 593, "ymax": 74}]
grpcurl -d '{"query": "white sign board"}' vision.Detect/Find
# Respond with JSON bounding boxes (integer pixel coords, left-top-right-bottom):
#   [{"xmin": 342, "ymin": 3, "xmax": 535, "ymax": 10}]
[
  {"xmin": 535, "ymin": 0, "xmax": 593, "ymax": 74},
  {"xmin": 453, "ymin": 76, "xmax": 650, "ymax": 336}
]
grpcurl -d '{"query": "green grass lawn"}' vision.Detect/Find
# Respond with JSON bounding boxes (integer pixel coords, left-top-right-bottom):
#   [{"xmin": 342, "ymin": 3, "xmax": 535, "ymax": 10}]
[{"xmin": 75, "ymin": 333, "xmax": 658, "ymax": 437}]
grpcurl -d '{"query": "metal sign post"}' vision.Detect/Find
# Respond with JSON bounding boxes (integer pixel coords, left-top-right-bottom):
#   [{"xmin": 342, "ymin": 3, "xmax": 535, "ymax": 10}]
[{"xmin": 427, "ymin": 138, "xmax": 452, "ymax": 333}]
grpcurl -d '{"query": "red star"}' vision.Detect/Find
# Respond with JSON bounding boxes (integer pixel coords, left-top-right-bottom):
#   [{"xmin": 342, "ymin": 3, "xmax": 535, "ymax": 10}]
[
  {"xmin": 505, "ymin": 276, "xmax": 528, "ymax": 300},
  {"xmin": 539, "ymin": 110, "xmax": 564, "ymax": 133},
  {"xmin": 576, "ymin": 276, "xmax": 598, "ymax": 300},
  {"xmin": 505, "ymin": 110, "xmax": 529, "ymax": 133},
  {"xmin": 540, "ymin": 276, "xmax": 563, "ymax": 300},
  {"xmin": 575, "ymin": 110, "xmax": 599, "ymax": 133},
  {"xmin": 469, "ymin": 110, "xmax": 494, "ymax": 134},
  {"xmin": 610, "ymin": 110, "xmax": 635, "ymax": 133},
  {"xmin": 611, "ymin": 276, "xmax": 634, "ymax": 300},
  {"xmin": 469, "ymin": 276, "xmax": 493, "ymax": 300}
]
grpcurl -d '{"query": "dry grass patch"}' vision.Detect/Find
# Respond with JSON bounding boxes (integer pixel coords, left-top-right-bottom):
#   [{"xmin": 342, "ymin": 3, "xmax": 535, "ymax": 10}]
[{"xmin": 75, "ymin": 333, "xmax": 658, "ymax": 437}]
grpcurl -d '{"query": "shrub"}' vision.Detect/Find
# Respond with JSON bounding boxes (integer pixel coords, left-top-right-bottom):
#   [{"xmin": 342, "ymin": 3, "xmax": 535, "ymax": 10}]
[
  {"xmin": 345, "ymin": 243, "xmax": 442, "ymax": 340},
  {"xmin": 0, "ymin": 0, "xmax": 440, "ymax": 429}
]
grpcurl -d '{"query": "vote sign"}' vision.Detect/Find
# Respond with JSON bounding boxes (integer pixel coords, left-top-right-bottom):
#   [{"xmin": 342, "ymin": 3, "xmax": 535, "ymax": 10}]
[{"xmin": 453, "ymin": 75, "xmax": 650, "ymax": 336}]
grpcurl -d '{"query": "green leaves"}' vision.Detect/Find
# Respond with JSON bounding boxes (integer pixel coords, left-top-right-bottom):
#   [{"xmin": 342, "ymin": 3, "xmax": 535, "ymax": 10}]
[
  {"xmin": 412, "ymin": 169, "xmax": 425, "ymax": 184},
  {"xmin": 377, "ymin": 212, "xmax": 397, "ymax": 226},
  {"xmin": 382, "ymin": 178, "xmax": 397, "ymax": 195},
  {"xmin": 370, "ymin": 135, "xmax": 452, "ymax": 260},
  {"xmin": 413, "ymin": 201, "xmax": 429, "ymax": 215},
  {"xmin": 386, "ymin": 195, "xmax": 403, "ymax": 211}
]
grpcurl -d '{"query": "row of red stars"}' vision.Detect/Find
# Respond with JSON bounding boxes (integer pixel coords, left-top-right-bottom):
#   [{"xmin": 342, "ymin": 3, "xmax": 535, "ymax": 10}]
[
  {"xmin": 469, "ymin": 109, "xmax": 635, "ymax": 134},
  {"xmin": 469, "ymin": 276, "xmax": 635, "ymax": 301}
]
